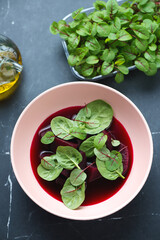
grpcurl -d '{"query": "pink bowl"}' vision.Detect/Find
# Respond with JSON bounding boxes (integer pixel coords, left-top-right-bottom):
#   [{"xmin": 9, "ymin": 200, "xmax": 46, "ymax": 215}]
[{"xmin": 10, "ymin": 82, "xmax": 153, "ymax": 220}]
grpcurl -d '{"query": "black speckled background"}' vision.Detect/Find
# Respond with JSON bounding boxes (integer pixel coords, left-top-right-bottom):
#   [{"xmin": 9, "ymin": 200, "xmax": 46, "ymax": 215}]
[{"xmin": 0, "ymin": 0, "xmax": 160, "ymax": 239}]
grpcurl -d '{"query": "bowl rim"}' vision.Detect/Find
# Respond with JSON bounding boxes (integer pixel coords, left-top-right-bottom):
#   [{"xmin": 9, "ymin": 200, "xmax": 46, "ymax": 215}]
[{"xmin": 10, "ymin": 81, "xmax": 153, "ymax": 220}]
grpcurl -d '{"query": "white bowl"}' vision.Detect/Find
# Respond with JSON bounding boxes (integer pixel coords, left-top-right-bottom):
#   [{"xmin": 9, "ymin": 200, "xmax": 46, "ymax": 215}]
[{"xmin": 10, "ymin": 82, "xmax": 153, "ymax": 220}]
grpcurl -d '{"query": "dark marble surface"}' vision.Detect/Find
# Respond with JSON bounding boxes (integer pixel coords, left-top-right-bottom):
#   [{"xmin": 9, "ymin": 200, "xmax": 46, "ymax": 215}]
[{"xmin": 0, "ymin": 0, "xmax": 160, "ymax": 239}]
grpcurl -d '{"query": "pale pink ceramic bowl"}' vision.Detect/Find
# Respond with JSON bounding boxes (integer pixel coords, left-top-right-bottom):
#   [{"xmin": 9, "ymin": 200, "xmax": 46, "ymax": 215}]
[{"xmin": 10, "ymin": 82, "xmax": 153, "ymax": 220}]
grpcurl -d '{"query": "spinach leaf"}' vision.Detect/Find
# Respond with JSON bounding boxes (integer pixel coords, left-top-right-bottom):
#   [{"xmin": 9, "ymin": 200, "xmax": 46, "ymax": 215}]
[
  {"xmin": 94, "ymin": 146, "xmax": 110, "ymax": 162},
  {"xmin": 75, "ymin": 99, "xmax": 113, "ymax": 134},
  {"xmin": 50, "ymin": 0, "xmax": 160, "ymax": 82},
  {"xmin": 56, "ymin": 146, "xmax": 82, "ymax": 170},
  {"xmin": 105, "ymin": 150, "xmax": 122, "ymax": 171},
  {"xmin": 51, "ymin": 116, "xmax": 74, "ymax": 140},
  {"xmin": 79, "ymin": 136, "xmax": 95, "ymax": 157},
  {"xmin": 96, "ymin": 158, "xmax": 124, "ymax": 180},
  {"xmin": 41, "ymin": 131, "xmax": 55, "ymax": 144},
  {"xmin": 37, "ymin": 159, "xmax": 63, "ymax": 181},
  {"xmin": 60, "ymin": 178, "xmax": 85, "ymax": 209},
  {"xmin": 70, "ymin": 168, "xmax": 87, "ymax": 186},
  {"xmin": 94, "ymin": 132, "xmax": 107, "ymax": 150}
]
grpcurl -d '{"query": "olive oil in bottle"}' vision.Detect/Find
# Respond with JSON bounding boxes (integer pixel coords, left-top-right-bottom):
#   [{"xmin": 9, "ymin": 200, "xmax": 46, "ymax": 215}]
[{"xmin": 0, "ymin": 35, "xmax": 23, "ymax": 101}]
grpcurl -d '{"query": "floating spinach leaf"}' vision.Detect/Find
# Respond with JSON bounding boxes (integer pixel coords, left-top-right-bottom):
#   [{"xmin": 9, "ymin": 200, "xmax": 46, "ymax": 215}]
[
  {"xmin": 105, "ymin": 150, "xmax": 122, "ymax": 172},
  {"xmin": 41, "ymin": 155, "xmax": 57, "ymax": 170},
  {"xmin": 94, "ymin": 146, "xmax": 110, "ymax": 162},
  {"xmin": 37, "ymin": 159, "xmax": 63, "ymax": 181},
  {"xmin": 94, "ymin": 132, "xmax": 107, "ymax": 150},
  {"xmin": 75, "ymin": 99, "xmax": 113, "ymax": 134},
  {"xmin": 51, "ymin": 116, "xmax": 74, "ymax": 140},
  {"xmin": 70, "ymin": 127, "xmax": 87, "ymax": 140},
  {"xmin": 111, "ymin": 139, "xmax": 120, "ymax": 147},
  {"xmin": 79, "ymin": 136, "xmax": 95, "ymax": 157},
  {"xmin": 41, "ymin": 131, "xmax": 55, "ymax": 144},
  {"xmin": 70, "ymin": 169, "xmax": 87, "ymax": 186},
  {"xmin": 56, "ymin": 146, "xmax": 82, "ymax": 170},
  {"xmin": 96, "ymin": 158, "xmax": 124, "ymax": 180},
  {"xmin": 60, "ymin": 178, "xmax": 85, "ymax": 210}
]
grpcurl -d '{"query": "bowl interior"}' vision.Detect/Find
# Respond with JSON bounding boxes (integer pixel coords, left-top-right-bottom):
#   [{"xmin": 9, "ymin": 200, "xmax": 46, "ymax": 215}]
[{"xmin": 11, "ymin": 82, "xmax": 153, "ymax": 220}]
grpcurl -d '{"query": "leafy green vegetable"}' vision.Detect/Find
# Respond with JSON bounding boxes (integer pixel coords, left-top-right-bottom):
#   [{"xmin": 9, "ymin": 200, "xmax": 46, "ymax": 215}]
[
  {"xmin": 79, "ymin": 136, "xmax": 95, "ymax": 157},
  {"xmin": 37, "ymin": 156, "xmax": 63, "ymax": 181},
  {"xmin": 70, "ymin": 168, "xmax": 87, "ymax": 186},
  {"xmin": 96, "ymin": 157, "xmax": 124, "ymax": 180},
  {"xmin": 60, "ymin": 178, "xmax": 85, "ymax": 209},
  {"xmin": 75, "ymin": 99, "xmax": 113, "ymax": 134},
  {"xmin": 56, "ymin": 146, "xmax": 82, "ymax": 170},
  {"xmin": 50, "ymin": 0, "xmax": 160, "ymax": 82},
  {"xmin": 51, "ymin": 116, "xmax": 74, "ymax": 140},
  {"xmin": 94, "ymin": 132, "xmax": 107, "ymax": 150},
  {"xmin": 37, "ymin": 99, "xmax": 127, "ymax": 210},
  {"xmin": 111, "ymin": 139, "xmax": 120, "ymax": 147},
  {"xmin": 41, "ymin": 131, "xmax": 55, "ymax": 144}
]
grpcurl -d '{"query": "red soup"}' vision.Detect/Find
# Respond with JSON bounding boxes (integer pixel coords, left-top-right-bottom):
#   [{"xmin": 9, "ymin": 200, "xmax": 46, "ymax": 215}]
[{"xmin": 30, "ymin": 106, "xmax": 133, "ymax": 206}]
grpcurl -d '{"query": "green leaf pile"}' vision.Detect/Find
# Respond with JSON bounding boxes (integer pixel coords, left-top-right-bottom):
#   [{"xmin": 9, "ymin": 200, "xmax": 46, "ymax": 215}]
[
  {"xmin": 37, "ymin": 99, "xmax": 126, "ymax": 210},
  {"xmin": 50, "ymin": 0, "xmax": 160, "ymax": 82}
]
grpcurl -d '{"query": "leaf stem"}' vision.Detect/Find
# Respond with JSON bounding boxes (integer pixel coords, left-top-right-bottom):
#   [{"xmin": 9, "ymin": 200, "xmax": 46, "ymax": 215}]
[{"xmin": 116, "ymin": 170, "xmax": 125, "ymax": 179}]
